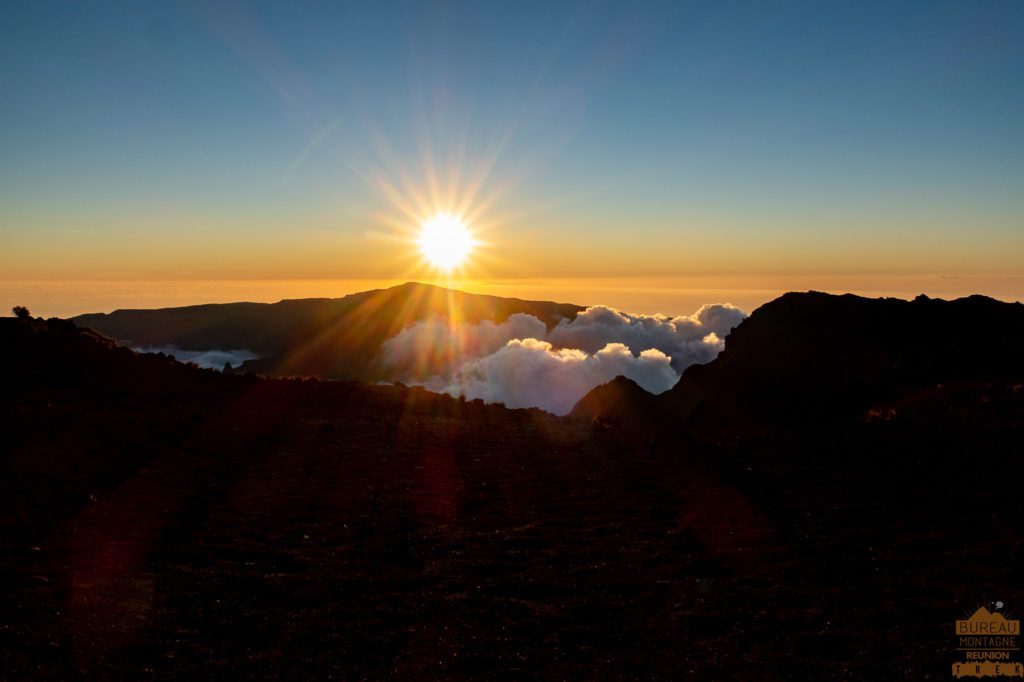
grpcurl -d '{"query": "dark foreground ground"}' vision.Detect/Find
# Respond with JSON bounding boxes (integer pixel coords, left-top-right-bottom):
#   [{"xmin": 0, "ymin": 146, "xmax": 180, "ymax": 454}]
[{"xmin": 1, "ymin": 317, "xmax": 1023, "ymax": 679}]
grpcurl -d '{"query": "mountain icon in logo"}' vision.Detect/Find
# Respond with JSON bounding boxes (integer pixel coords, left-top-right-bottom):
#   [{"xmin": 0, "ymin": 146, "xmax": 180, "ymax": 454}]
[{"xmin": 957, "ymin": 608, "xmax": 1020, "ymax": 636}]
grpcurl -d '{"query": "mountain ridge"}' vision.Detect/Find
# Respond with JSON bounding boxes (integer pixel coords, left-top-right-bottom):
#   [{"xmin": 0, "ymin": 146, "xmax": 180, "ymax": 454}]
[{"xmin": 73, "ymin": 282, "xmax": 586, "ymax": 382}]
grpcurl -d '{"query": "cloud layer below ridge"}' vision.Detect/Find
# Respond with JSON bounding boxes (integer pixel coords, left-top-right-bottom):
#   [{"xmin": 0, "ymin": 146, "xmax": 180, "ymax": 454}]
[{"xmin": 380, "ymin": 303, "xmax": 746, "ymax": 415}]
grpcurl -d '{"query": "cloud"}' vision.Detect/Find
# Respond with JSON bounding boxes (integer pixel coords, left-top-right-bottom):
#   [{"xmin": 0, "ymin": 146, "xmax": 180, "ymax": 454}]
[
  {"xmin": 133, "ymin": 346, "xmax": 259, "ymax": 370},
  {"xmin": 381, "ymin": 313, "xmax": 546, "ymax": 378},
  {"xmin": 439, "ymin": 339, "xmax": 679, "ymax": 415},
  {"xmin": 547, "ymin": 304, "xmax": 746, "ymax": 373},
  {"xmin": 380, "ymin": 303, "xmax": 747, "ymax": 415}
]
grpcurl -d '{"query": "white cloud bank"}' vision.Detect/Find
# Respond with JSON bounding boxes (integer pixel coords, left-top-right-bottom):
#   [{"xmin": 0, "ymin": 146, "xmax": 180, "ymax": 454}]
[{"xmin": 380, "ymin": 303, "xmax": 747, "ymax": 415}]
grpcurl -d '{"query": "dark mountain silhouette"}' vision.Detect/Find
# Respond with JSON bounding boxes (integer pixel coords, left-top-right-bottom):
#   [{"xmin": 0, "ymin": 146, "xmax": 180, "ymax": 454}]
[
  {"xmin": 573, "ymin": 291, "xmax": 1024, "ymax": 426},
  {"xmin": 73, "ymin": 282, "xmax": 584, "ymax": 381},
  {"xmin": 3, "ymin": 293, "xmax": 1024, "ymax": 678},
  {"xmin": 568, "ymin": 375, "xmax": 667, "ymax": 427}
]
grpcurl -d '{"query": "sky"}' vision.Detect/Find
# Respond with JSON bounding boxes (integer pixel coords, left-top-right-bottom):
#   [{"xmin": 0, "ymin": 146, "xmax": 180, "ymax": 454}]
[{"xmin": 1, "ymin": 1, "xmax": 1023, "ymax": 313}]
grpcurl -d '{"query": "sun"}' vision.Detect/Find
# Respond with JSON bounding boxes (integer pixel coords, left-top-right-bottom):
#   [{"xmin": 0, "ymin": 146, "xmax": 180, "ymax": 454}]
[{"xmin": 416, "ymin": 213, "xmax": 475, "ymax": 271}]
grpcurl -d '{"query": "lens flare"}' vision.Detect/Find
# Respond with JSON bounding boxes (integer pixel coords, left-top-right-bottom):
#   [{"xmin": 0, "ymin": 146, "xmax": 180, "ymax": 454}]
[{"xmin": 416, "ymin": 214, "xmax": 475, "ymax": 271}]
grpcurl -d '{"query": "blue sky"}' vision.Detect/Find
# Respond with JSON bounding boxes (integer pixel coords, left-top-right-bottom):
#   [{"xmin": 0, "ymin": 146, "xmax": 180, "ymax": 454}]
[{"xmin": 1, "ymin": 0, "xmax": 1022, "ymax": 280}]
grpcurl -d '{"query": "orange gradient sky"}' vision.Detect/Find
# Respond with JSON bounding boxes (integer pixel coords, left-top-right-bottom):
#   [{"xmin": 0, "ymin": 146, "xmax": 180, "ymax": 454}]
[{"xmin": 4, "ymin": 274, "xmax": 1023, "ymax": 321}]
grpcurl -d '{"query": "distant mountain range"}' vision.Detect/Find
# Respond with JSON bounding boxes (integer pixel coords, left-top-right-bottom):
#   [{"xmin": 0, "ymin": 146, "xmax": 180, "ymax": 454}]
[
  {"xmin": 74, "ymin": 282, "xmax": 584, "ymax": 381},
  {"xmin": 74, "ymin": 283, "xmax": 1024, "ymax": 426}
]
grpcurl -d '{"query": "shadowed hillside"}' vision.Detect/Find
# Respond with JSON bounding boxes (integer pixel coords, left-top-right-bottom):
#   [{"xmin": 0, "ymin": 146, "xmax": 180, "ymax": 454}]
[
  {"xmin": 73, "ymin": 282, "xmax": 584, "ymax": 381},
  {"xmin": 568, "ymin": 376, "xmax": 667, "ymax": 427},
  {"xmin": 3, "ymin": 298, "xmax": 1024, "ymax": 679}
]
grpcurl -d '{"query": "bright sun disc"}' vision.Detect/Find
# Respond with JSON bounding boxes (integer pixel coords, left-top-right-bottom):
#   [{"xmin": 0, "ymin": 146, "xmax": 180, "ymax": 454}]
[{"xmin": 417, "ymin": 214, "xmax": 474, "ymax": 270}]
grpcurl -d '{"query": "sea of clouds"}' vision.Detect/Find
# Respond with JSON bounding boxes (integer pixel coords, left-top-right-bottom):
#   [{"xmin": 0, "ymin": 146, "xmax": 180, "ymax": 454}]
[
  {"xmin": 132, "ymin": 346, "xmax": 260, "ymax": 370},
  {"xmin": 380, "ymin": 304, "xmax": 747, "ymax": 415}
]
